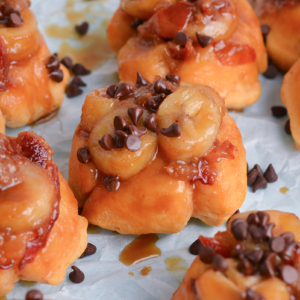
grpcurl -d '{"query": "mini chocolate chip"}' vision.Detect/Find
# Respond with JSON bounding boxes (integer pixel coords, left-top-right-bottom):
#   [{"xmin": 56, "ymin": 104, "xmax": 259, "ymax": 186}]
[
  {"xmin": 115, "ymin": 130, "xmax": 128, "ymax": 148},
  {"xmin": 71, "ymin": 76, "xmax": 86, "ymax": 87},
  {"xmin": 115, "ymin": 83, "xmax": 134, "ymax": 99},
  {"xmin": 199, "ymin": 246, "xmax": 216, "ymax": 264},
  {"xmin": 245, "ymin": 288, "xmax": 266, "ymax": 300},
  {"xmin": 269, "ymin": 237, "xmax": 286, "ymax": 253},
  {"xmin": 271, "ymin": 106, "xmax": 287, "ymax": 118},
  {"xmin": 213, "ymin": 254, "xmax": 228, "ymax": 272},
  {"xmin": 46, "ymin": 55, "xmax": 60, "ymax": 70},
  {"xmin": 160, "ymin": 122, "xmax": 181, "ymax": 137},
  {"xmin": 264, "ymin": 164, "xmax": 278, "ymax": 183},
  {"xmin": 128, "ymin": 125, "xmax": 147, "ymax": 138},
  {"xmin": 136, "ymin": 72, "xmax": 150, "ymax": 86},
  {"xmin": 147, "ymin": 94, "xmax": 166, "ymax": 112},
  {"xmin": 264, "ymin": 222, "xmax": 275, "ymax": 239},
  {"xmin": 245, "ymin": 250, "xmax": 264, "ymax": 264},
  {"xmin": 195, "ymin": 32, "xmax": 213, "ymax": 48},
  {"xmin": 263, "ymin": 63, "xmax": 278, "ymax": 79},
  {"xmin": 49, "ymin": 69, "xmax": 63, "ymax": 83},
  {"xmin": 285, "ymin": 119, "xmax": 291, "ymax": 135},
  {"xmin": 66, "ymin": 83, "xmax": 83, "ymax": 98},
  {"xmin": 248, "ymin": 224, "xmax": 265, "ymax": 242},
  {"xmin": 131, "ymin": 18, "xmax": 143, "ymax": 30},
  {"xmin": 278, "ymin": 264, "xmax": 299, "ymax": 284},
  {"xmin": 69, "ymin": 266, "xmax": 85, "ymax": 283},
  {"xmin": 253, "ymin": 176, "xmax": 268, "ymax": 192},
  {"xmin": 231, "ymin": 244, "xmax": 244, "ymax": 258},
  {"xmin": 25, "ymin": 289, "xmax": 43, "ymax": 300},
  {"xmin": 247, "ymin": 168, "xmax": 258, "ymax": 187},
  {"xmin": 7, "ymin": 12, "xmax": 23, "ymax": 27},
  {"xmin": 75, "ymin": 21, "xmax": 89, "ymax": 36},
  {"xmin": 174, "ymin": 31, "xmax": 189, "ymax": 46},
  {"xmin": 125, "ymin": 134, "xmax": 141, "ymax": 152},
  {"xmin": 189, "ymin": 239, "xmax": 203, "ymax": 255},
  {"xmin": 238, "ymin": 257, "xmax": 254, "ymax": 275},
  {"xmin": 165, "ymin": 74, "xmax": 181, "ymax": 85},
  {"xmin": 61, "ymin": 56, "xmax": 73, "ymax": 69},
  {"xmin": 128, "ymin": 107, "xmax": 144, "ymax": 125},
  {"xmin": 144, "ymin": 113, "xmax": 158, "ymax": 132},
  {"xmin": 257, "ymin": 211, "xmax": 270, "ymax": 226},
  {"xmin": 254, "ymin": 164, "xmax": 263, "ymax": 177},
  {"xmin": 231, "ymin": 218, "xmax": 248, "ymax": 241},
  {"xmin": 114, "ymin": 115, "xmax": 130, "ymax": 131},
  {"xmin": 104, "ymin": 175, "xmax": 120, "ymax": 192},
  {"xmin": 280, "ymin": 232, "xmax": 294, "ymax": 244},
  {"xmin": 77, "ymin": 146, "xmax": 91, "ymax": 164},
  {"xmin": 154, "ymin": 78, "xmax": 169, "ymax": 94},
  {"xmin": 3, "ymin": 6, "xmax": 15, "ymax": 16},
  {"xmin": 260, "ymin": 252, "xmax": 276, "ymax": 277},
  {"xmin": 247, "ymin": 213, "xmax": 260, "ymax": 225},
  {"xmin": 80, "ymin": 243, "xmax": 97, "ymax": 258},
  {"xmin": 107, "ymin": 84, "xmax": 118, "ymax": 98},
  {"xmin": 72, "ymin": 63, "xmax": 91, "ymax": 76},
  {"xmin": 99, "ymin": 134, "xmax": 114, "ymax": 150}
]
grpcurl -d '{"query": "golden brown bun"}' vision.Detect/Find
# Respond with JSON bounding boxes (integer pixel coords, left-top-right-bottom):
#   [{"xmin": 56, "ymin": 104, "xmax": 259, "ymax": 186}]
[
  {"xmin": 172, "ymin": 210, "xmax": 300, "ymax": 300},
  {"xmin": 107, "ymin": 0, "xmax": 267, "ymax": 109},
  {"xmin": 281, "ymin": 58, "xmax": 300, "ymax": 149}
]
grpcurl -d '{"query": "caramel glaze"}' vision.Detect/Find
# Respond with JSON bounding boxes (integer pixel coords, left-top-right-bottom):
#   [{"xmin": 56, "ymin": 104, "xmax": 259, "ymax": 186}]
[{"xmin": 0, "ymin": 132, "xmax": 60, "ymax": 271}]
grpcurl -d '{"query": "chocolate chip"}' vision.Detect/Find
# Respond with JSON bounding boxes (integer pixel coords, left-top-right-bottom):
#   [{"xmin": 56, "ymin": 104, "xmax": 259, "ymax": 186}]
[
  {"xmin": 160, "ymin": 122, "xmax": 181, "ymax": 137},
  {"xmin": 114, "ymin": 115, "xmax": 130, "ymax": 131},
  {"xmin": 285, "ymin": 119, "xmax": 291, "ymax": 135},
  {"xmin": 66, "ymin": 83, "xmax": 83, "ymax": 98},
  {"xmin": 46, "ymin": 55, "xmax": 60, "ymax": 70},
  {"xmin": 75, "ymin": 21, "xmax": 89, "ymax": 36},
  {"xmin": 264, "ymin": 222, "xmax": 275, "ymax": 239},
  {"xmin": 278, "ymin": 264, "xmax": 298, "ymax": 284},
  {"xmin": 263, "ymin": 63, "xmax": 278, "ymax": 79},
  {"xmin": 173, "ymin": 31, "xmax": 189, "ymax": 46},
  {"xmin": 230, "ymin": 244, "xmax": 244, "ymax": 258},
  {"xmin": 248, "ymin": 225, "xmax": 265, "ymax": 242},
  {"xmin": 231, "ymin": 218, "xmax": 248, "ymax": 241},
  {"xmin": 254, "ymin": 164, "xmax": 263, "ymax": 177},
  {"xmin": 99, "ymin": 134, "xmax": 114, "ymax": 150},
  {"xmin": 189, "ymin": 239, "xmax": 203, "ymax": 255},
  {"xmin": 77, "ymin": 146, "xmax": 92, "ymax": 164},
  {"xmin": 71, "ymin": 76, "xmax": 86, "ymax": 87},
  {"xmin": 199, "ymin": 246, "xmax": 216, "ymax": 264},
  {"xmin": 125, "ymin": 134, "xmax": 141, "ymax": 152},
  {"xmin": 69, "ymin": 266, "xmax": 85, "ymax": 283},
  {"xmin": 271, "ymin": 106, "xmax": 287, "ymax": 118},
  {"xmin": 49, "ymin": 69, "xmax": 63, "ymax": 83},
  {"xmin": 25, "ymin": 289, "xmax": 43, "ymax": 300},
  {"xmin": 144, "ymin": 113, "xmax": 158, "ymax": 132},
  {"xmin": 128, "ymin": 125, "xmax": 147, "ymax": 138},
  {"xmin": 247, "ymin": 168, "xmax": 258, "ymax": 187},
  {"xmin": 61, "ymin": 56, "xmax": 73, "ymax": 69},
  {"xmin": 72, "ymin": 63, "xmax": 91, "ymax": 76},
  {"xmin": 165, "ymin": 74, "xmax": 181, "ymax": 85},
  {"xmin": 147, "ymin": 94, "xmax": 166, "ymax": 112},
  {"xmin": 7, "ymin": 12, "xmax": 23, "ymax": 27},
  {"xmin": 195, "ymin": 32, "xmax": 213, "ymax": 48},
  {"xmin": 245, "ymin": 250, "xmax": 264, "ymax": 264},
  {"xmin": 107, "ymin": 84, "xmax": 118, "ymax": 98},
  {"xmin": 247, "ymin": 213, "xmax": 260, "ymax": 225},
  {"xmin": 253, "ymin": 176, "xmax": 268, "ymax": 192},
  {"xmin": 269, "ymin": 237, "xmax": 286, "ymax": 253},
  {"xmin": 115, "ymin": 130, "xmax": 128, "ymax": 148},
  {"xmin": 154, "ymin": 78, "xmax": 169, "ymax": 94},
  {"xmin": 259, "ymin": 252, "xmax": 276, "ymax": 277},
  {"xmin": 3, "ymin": 6, "xmax": 15, "ymax": 16},
  {"xmin": 264, "ymin": 164, "xmax": 278, "ymax": 183},
  {"xmin": 131, "ymin": 18, "xmax": 143, "ymax": 30},
  {"xmin": 136, "ymin": 72, "xmax": 150, "ymax": 86},
  {"xmin": 257, "ymin": 211, "xmax": 270, "ymax": 226},
  {"xmin": 103, "ymin": 175, "xmax": 120, "ymax": 192},
  {"xmin": 238, "ymin": 257, "xmax": 254, "ymax": 276},
  {"xmin": 115, "ymin": 83, "xmax": 134, "ymax": 99},
  {"xmin": 128, "ymin": 107, "xmax": 144, "ymax": 125},
  {"xmin": 245, "ymin": 288, "xmax": 265, "ymax": 300},
  {"xmin": 213, "ymin": 254, "xmax": 228, "ymax": 272},
  {"xmin": 281, "ymin": 232, "xmax": 294, "ymax": 244},
  {"xmin": 80, "ymin": 243, "xmax": 97, "ymax": 258}
]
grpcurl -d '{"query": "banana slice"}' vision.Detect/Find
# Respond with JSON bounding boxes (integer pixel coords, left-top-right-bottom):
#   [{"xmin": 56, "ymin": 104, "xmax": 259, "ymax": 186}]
[
  {"xmin": 89, "ymin": 105, "xmax": 158, "ymax": 180},
  {"xmin": 157, "ymin": 82, "xmax": 224, "ymax": 162},
  {"xmin": 0, "ymin": 9, "xmax": 39, "ymax": 62}
]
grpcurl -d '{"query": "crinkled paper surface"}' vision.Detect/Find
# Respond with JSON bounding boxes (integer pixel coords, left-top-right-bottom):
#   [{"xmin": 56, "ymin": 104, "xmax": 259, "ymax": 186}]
[{"xmin": 6, "ymin": 0, "xmax": 300, "ymax": 299}]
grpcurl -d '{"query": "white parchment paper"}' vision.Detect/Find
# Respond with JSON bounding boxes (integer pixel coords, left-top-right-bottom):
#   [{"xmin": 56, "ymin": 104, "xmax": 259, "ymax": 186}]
[{"xmin": 6, "ymin": 0, "xmax": 300, "ymax": 299}]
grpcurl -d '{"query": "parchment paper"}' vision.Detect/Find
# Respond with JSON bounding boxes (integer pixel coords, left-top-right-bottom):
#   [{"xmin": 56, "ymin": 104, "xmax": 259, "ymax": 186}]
[{"xmin": 6, "ymin": 0, "xmax": 300, "ymax": 299}]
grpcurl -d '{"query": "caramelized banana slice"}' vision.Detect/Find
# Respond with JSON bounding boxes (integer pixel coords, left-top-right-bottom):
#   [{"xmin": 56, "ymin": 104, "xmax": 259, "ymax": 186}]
[
  {"xmin": 0, "ymin": 9, "xmax": 39, "ymax": 61},
  {"xmin": 89, "ymin": 105, "xmax": 157, "ymax": 180},
  {"xmin": 157, "ymin": 82, "xmax": 224, "ymax": 162}
]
